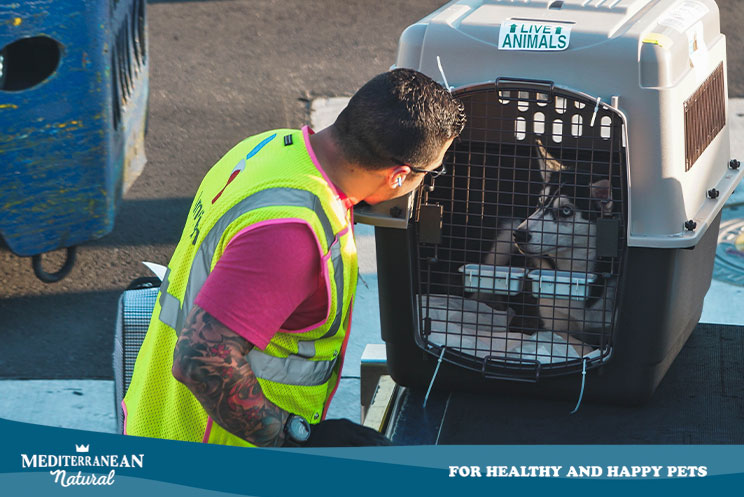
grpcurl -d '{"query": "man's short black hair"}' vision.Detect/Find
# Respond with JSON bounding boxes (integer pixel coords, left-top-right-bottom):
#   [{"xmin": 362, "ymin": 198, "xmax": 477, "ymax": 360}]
[{"xmin": 333, "ymin": 68, "xmax": 466, "ymax": 170}]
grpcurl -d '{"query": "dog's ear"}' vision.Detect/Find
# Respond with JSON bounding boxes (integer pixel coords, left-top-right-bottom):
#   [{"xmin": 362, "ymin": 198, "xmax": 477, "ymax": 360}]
[
  {"xmin": 590, "ymin": 179, "xmax": 614, "ymax": 216},
  {"xmin": 535, "ymin": 138, "xmax": 563, "ymax": 183}
]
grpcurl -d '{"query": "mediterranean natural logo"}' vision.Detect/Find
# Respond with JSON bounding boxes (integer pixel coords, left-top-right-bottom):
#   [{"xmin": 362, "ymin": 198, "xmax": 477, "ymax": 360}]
[{"xmin": 20, "ymin": 443, "xmax": 144, "ymax": 487}]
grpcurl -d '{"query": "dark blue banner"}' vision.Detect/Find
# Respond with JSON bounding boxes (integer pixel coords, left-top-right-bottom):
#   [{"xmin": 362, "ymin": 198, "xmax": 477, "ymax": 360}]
[{"xmin": 1, "ymin": 417, "xmax": 743, "ymax": 496}]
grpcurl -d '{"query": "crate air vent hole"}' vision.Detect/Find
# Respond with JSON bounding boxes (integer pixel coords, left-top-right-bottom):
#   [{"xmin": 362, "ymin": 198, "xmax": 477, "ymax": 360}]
[{"xmin": 0, "ymin": 36, "xmax": 61, "ymax": 92}]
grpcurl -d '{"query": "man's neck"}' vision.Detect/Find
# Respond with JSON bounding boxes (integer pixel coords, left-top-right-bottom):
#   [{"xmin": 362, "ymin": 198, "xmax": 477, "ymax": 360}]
[{"xmin": 309, "ymin": 127, "xmax": 380, "ymax": 205}]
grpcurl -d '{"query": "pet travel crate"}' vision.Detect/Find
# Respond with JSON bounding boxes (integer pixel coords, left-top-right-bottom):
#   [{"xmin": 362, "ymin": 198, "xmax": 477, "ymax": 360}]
[
  {"xmin": 0, "ymin": 0, "xmax": 148, "ymax": 282},
  {"xmin": 357, "ymin": 0, "xmax": 742, "ymax": 404},
  {"xmin": 113, "ymin": 273, "xmax": 161, "ymax": 434}
]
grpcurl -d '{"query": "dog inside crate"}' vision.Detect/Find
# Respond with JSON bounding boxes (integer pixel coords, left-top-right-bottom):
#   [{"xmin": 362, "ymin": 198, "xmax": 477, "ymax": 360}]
[{"xmin": 415, "ymin": 86, "xmax": 626, "ymax": 372}]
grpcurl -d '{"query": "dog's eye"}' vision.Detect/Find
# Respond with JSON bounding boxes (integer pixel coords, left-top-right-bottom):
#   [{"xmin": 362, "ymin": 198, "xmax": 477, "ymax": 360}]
[{"xmin": 558, "ymin": 205, "xmax": 574, "ymax": 218}]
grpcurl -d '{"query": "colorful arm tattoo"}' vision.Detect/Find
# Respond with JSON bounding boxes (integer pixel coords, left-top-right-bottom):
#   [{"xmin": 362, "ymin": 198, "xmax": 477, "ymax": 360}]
[{"xmin": 172, "ymin": 305, "xmax": 289, "ymax": 447}]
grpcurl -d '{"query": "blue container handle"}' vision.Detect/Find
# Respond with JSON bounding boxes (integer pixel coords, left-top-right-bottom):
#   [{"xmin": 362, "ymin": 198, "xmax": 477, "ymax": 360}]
[{"xmin": 32, "ymin": 246, "xmax": 77, "ymax": 283}]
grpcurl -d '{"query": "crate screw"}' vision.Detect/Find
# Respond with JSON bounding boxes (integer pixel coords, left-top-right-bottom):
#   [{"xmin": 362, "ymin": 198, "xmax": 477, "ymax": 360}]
[
  {"xmin": 684, "ymin": 219, "xmax": 697, "ymax": 231},
  {"xmin": 389, "ymin": 206, "xmax": 403, "ymax": 218},
  {"xmin": 730, "ymin": 159, "xmax": 741, "ymax": 170},
  {"xmin": 707, "ymin": 188, "xmax": 720, "ymax": 199}
]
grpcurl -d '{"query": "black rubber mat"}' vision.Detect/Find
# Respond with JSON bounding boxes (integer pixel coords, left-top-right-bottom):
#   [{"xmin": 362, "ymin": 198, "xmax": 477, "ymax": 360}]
[
  {"xmin": 390, "ymin": 323, "xmax": 744, "ymax": 444},
  {"xmin": 387, "ymin": 388, "xmax": 449, "ymax": 445}
]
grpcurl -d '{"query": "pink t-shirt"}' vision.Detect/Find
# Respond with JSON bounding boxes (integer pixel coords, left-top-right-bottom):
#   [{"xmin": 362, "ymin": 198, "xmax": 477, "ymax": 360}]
[
  {"xmin": 194, "ymin": 126, "xmax": 355, "ymax": 350},
  {"xmin": 194, "ymin": 222, "xmax": 327, "ymax": 349}
]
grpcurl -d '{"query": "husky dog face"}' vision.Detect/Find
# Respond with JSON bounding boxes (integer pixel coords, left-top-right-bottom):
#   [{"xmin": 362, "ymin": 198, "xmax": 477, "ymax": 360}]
[{"xmin": 514, "ymin": 141, "xmax": 613, "ymax": 273}]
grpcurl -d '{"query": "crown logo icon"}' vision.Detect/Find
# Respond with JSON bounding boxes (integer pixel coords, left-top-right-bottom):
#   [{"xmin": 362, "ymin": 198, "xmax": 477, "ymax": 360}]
[{"xmin": 75, "ymin": 444, "xmax": 90, "ymax": 453}]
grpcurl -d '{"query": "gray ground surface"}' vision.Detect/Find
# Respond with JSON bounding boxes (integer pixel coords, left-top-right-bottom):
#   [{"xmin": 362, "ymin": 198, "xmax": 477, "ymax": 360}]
[{"xmin": 1, "ymin": 0, "xmax": 743, "ymax": 379}]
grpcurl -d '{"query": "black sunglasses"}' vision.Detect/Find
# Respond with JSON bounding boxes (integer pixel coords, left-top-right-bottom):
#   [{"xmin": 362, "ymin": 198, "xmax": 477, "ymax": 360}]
[{"xmin": 392, "ymin": 159, "xmax": 447, "ymax": 178}]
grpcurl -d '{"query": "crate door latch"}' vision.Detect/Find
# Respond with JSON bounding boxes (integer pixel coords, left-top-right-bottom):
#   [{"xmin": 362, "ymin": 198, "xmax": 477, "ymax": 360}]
[
  {"xmin": 418, "ymin": 204, "xmax": 443, "ymax": 244},
  {"xmin": 596, "ymin": 217, "xmax": 620, "ymax": 258}
]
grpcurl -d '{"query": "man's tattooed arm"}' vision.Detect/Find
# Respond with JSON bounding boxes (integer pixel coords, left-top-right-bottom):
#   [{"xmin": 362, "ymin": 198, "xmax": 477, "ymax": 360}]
[{"xmin": 171, "ymin": 305, "xmax": 289, "ymax": 447}]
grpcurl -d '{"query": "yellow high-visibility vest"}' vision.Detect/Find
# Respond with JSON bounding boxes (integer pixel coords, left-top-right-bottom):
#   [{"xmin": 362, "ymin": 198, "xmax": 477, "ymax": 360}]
[{"xmin": 123, "ymin": 128, "xmax": 358, "ymax": 446}]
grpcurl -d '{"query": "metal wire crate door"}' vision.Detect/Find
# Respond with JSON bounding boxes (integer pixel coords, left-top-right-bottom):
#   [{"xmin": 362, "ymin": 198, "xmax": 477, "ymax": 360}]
[{"xmin": 413, "ymin": 81, "xmax": 628, "ymax": 381}]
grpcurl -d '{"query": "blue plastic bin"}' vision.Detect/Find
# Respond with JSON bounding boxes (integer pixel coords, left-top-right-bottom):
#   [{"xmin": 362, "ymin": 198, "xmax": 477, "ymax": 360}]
[{"xmin": 0, "ymin": 0, "xmax": 148, "ymax": 271}]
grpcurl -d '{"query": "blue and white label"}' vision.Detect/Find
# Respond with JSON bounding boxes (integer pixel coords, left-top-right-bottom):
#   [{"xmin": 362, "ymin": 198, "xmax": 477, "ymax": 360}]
[{"xmin": 498, "ymin": 21, "xmax": 571, "ymax": 51}]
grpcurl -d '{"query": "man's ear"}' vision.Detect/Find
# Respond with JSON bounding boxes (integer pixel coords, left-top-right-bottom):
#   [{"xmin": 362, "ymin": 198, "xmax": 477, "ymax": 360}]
[
  {"xmin": 388, "ymin": 165, "xmax": 410, "ymax": 188},
  {"xmin": 535, "ymin": 138, "xmax": 563, "ymax": 183},
  {"xmin": 590, "ymin": 179, "xmax": 614, "ymax": 216}
]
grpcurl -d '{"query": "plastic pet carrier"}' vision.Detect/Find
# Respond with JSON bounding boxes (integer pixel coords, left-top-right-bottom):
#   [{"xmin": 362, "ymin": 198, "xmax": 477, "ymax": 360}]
[
  {"xmin": 113, "ymin": 275, "xmax": 160, "ymax": 434},
  {"xmin": 356, "ymin": 0, "xmax": 742, "ymax": 404},
  {"xmin": 0, "ymin": 0, "xmax": 149, "ymax": 282}
]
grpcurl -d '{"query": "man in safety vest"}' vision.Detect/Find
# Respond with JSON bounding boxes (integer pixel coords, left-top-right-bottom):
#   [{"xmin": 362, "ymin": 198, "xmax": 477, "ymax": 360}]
[{"xmin": 123, "ymin": 68, "xmax": 466, "ymax": 447}]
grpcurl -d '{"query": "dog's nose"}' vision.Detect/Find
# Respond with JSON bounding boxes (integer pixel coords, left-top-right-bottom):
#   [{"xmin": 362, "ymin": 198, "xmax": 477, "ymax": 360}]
[{"xmin": 513, "ymin": 228, "xmax": 531, "ymax": 244}]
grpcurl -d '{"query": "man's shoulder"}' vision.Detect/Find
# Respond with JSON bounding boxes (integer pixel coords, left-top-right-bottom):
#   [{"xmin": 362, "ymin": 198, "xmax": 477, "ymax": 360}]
[{"xmin": 241, "ymin": 128, "xmax": 301, "ymax": 145}]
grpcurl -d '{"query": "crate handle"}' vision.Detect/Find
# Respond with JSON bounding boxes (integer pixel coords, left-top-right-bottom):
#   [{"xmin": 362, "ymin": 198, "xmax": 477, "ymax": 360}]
[
  {"xmin": 32, "ymin": 246, "xmax": 77, "ymax": 283},
  {"xmin": 495, "ymin": 77, "xmax": 555, "ymax": 95}
]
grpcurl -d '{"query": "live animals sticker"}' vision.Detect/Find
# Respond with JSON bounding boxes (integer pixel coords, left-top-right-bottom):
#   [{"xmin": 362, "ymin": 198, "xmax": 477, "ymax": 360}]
[{"xmin": 498, "ymin": 21, "xmax": 571, "ymax": 51}]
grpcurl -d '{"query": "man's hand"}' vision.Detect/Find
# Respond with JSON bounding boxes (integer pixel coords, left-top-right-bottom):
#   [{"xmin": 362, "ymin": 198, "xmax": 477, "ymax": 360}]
[
  {"xmin": 304, "ymin": 418, "xmax": 393, "ymax": 447},
  {"xmin": 171, "ymin": 305, "xmax": 289, "ymax": 447}
]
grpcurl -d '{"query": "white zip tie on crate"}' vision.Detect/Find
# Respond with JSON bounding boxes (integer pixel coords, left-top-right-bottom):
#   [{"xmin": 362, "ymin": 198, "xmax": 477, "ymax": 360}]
[
  {"xmin": 436, "ymin": 56, "xmax": 453, "ymax": 93},
  {"xmin": 423, "ymin": 346, "xmax": 447, "ymax": 408},
  {"xmin": 570, "ymin": 358, "xmax": 588, "ymax": 414},
  {"xmin": 590, "ymin": 97, "xmax": 601, "ymax": 127}
]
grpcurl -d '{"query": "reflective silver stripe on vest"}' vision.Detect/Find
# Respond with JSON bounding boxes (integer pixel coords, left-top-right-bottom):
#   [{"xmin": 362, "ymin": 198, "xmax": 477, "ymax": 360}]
[
  {"xmin": 321, "ymin": 240, "xmax": 344, "ymax": 339},
  {"xmin": 159, "ymin": 267, "xmax": 180, "ymax": 329},
  {"xmin": 159, "ymin": 188, "xmax": 346, "ymax": 346},
  {"xmin": 246, "ymin": 349, "xmax": 337, "ymax": 386},
  {"xmin": 296, "ymin": 341, "xmax": 316, "ymax": 358}
]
